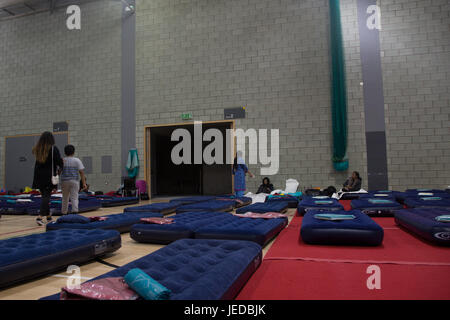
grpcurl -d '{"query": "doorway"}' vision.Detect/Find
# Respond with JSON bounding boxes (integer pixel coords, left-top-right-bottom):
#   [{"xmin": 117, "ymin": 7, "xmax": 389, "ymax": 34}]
[{"xmin": 145, "ymin": 121, "xmax": 234, "ymax": 198}]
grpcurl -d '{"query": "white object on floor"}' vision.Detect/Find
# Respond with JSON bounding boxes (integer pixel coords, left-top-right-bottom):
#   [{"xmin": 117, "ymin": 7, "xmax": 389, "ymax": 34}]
[
  {"xmin": 336, "ymin": 188, "xmax": 368, "ymax": 199},
  {"xmin": 270, "ymin": 189, "xmax": 285, "ymax": 195}
]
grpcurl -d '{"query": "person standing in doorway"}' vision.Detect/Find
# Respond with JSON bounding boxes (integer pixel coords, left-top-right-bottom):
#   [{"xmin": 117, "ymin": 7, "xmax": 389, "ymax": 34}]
[
  {"xmin": 32, "ymin": 132, "xmax": 63, "ymax": 226},
  {"xmin": 61, "ymin": 145, "xmax": 87, "ymax": 215},
  {"xmin": 232, "ymin": 151, "xmax": 254, "ymax": 197}
]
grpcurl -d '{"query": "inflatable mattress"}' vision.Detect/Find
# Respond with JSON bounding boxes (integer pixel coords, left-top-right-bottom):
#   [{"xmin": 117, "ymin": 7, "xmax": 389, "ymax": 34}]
[
  {"xmin": 394, "ymin": 208, "xmax": 450, "ymax": 245},
  {"xmin": 0, "ymin": 198, "xmax": 40, "ymax": 215},
  {"xmin": 169, "ymin": 196, "xmax": 216, "ymax": 205},
  {"xmin": 300, "ymin": 209, "xmax": 384, "ymax": 246},
  {"xmin": 404, "ymin": 196, "xmax": 450, "ymax": 209},
  {"xmin": 350, "ymin": 198, "xmax": 403, "ymax": 216},
  {"xmin": 27, "ymin": 198, "xmax": 102, "ymax": 216},
  {"xmin": 176, "ymin": 200, "xmax": 234, "ymax": 214},
  {"xmin": 235, "ymin": 201, "xmax": 289, "ymax": 214},
  {"xmin": 266, "ymin": 193, "xmax": 301, "ymax": 208},
  {"xmin": 297, "ymin": 197, "xmax": 343, "ymax": 216},
  {"xmin": 0, "ymin": 229, "xmax": 121, "ymax": 288},
  {"xmin": 46, "ymin": 212, "xmax": 163, "ymax": 233},
  {"xmin": 40, "ymin": 238, "xmax": 262, "ymax": 300},
  {"xmin": 214, "ymin": 195, "xmax": 252, "ymax": 208},
  {"xmin": 123, "ymin": 202, "xmax": 179, "ymax": 215},
  {"xmin": 130, "ymin": 211, "xmax": 227, "ymax": 244}
]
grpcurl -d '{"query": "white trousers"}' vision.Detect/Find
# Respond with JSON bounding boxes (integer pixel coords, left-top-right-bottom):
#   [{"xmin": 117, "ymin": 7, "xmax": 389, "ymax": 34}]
[{"xmin": 61, "ymin": 180, "xmax": 80, "ymax": 214}]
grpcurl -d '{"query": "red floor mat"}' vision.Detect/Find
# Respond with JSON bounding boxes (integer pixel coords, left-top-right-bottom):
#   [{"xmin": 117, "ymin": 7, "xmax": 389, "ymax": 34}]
[
  {"xmin": 265, "ymin": 216, "xmax": 450, "ymax": 265},
  {"xmin": 237, "ymin": 216, "xmax": 450, "ymax": 300}
]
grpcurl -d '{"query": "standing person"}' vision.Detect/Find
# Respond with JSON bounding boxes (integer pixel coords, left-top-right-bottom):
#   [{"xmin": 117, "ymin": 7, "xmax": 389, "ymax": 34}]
[
  {"xmin": 32, "ymin": 132, "xmax": 63, "ymax": 226},
  {"xmin": 342, "ymin": 171, "xmax": 362, "ymax": 192},
  {"xmin": 256, "ymin": 177, "xmax": 274, "ymax": 194},
  {"xmin": 61, "ymin": 145, "xmax": 87, "ymax": 215},
  {"xmin": 232, "ymin": 151, "xmax": 254, "ymax": 197}
]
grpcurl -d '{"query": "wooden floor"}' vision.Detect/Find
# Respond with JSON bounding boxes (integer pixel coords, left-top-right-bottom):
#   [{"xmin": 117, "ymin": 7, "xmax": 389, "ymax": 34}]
[{"xmin": 0, "ymin": 199, "xmax": 296, "ymax": 300}]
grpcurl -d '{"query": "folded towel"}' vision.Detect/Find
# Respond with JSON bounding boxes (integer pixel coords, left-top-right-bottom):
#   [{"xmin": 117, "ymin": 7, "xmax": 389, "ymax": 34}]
[
  {"xmin": 140, "ymin": 217, "xmax": 174, "ymax": 224},
  {"xmin": 124, "ymin": 268, "xmax": 171, "ymax": 300},
  {"xmin": 314, "ymin": 214, "xmax": 356, "ymax": 221},
  {"xmin": 61, "ymin": 277, "xmax": 139, "ymax": 300}
]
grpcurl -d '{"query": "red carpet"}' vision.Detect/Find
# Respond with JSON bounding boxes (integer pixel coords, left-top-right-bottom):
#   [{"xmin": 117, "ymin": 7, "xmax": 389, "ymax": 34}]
[{"xmin": 237, "ymin": 215, "xmax": 450, "ymax": 300}]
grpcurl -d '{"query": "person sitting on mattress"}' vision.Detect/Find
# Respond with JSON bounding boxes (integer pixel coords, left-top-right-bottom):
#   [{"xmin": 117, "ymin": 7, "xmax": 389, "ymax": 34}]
[
  {"xmin": 257, "ymin": 177, "xmax": 274, "ymax": 194},
  {"xmin": 342, "ymin": 171, "xmax": 362, "ymax": 192},
  {"xmin": 232, "ymin": 151, "xmax": 254, "ymax": 197}
]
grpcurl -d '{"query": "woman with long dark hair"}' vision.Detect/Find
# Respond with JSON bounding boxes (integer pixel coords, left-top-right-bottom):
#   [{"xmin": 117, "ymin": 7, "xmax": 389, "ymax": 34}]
[{"xmin": 32, "ymin": 131, "xmax": 63, "ymax": 225}]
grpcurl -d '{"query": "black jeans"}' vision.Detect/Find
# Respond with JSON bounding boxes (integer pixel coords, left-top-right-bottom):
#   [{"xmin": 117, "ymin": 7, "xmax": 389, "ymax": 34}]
[{"xmin": 40, "ymin": 187, "xmax": 52, "ymax": 217}]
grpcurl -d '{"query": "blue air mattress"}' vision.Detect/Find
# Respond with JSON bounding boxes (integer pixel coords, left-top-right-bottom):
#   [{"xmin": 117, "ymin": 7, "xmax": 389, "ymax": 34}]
[
  {"xmin": 46, "ymin": 212, "xmax": 163, "ymax": 233},
  {"xmin": 169, "ymin": 196, "xmax": 216, "ymax": 205},
  {"xmin": 96, "ymin": 196, "xmax": 139, "ymax": 207},
  {"xmin": 300, "ymin": 210, "xmax": 384, "ymax": 246},
  {"xmin": 394, "ymin": 208, "xmax": 450, "ymax": 245},
  {"xmin": 396, "ymin": 191, "xmax": 450, "ymax": 204},
  {"xmin": 176, "ymin": 200, "xmax": 234, "ymax": 214},
  {"xmin": 350, "ymin": 198, "xmax": 403, "ymax": 216},
  {"xmin": 123, "ymin": 202, "xmax": 179, "ymax": 215},
  {"xmin": 235, "ymin": 201, "xmax": 289, "ymax": 214},
  {"xmin": 130, "ymin": 211, "xmax": 227, "ymax": 244},
  {"xmin": 0, "ymin": 199, "xmax": 40, "ymax": 215},
  {"xmin": 266, "ymin": 193, "xmax": 301, "ymax": 208},
  {"xmin": 297, "ymin": 197, "xmax": 343, "ymax": 216},
  {"xmin": 359, "ymin": 190, "xmax": 400, "ymax": 199},
  {"xmin": 194, "ymin": 214, "xmax": 288, "ymax": 246},
  {"xmin": 404, "ymin": 196, "xmax": 450, "ymax": 209},
  {"xmin": 0, "ymin": 229, "xmax": 121, "ymax": 288},
  {"xmin": 40, "ymin": 238, "xmax": 262, "ymax": 300}
]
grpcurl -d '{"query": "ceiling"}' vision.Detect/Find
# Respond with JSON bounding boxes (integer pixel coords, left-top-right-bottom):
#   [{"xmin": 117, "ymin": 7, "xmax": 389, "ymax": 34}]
[{"xmin": 0, "ymin": 0, "xmax": 93, "ymax": 21}]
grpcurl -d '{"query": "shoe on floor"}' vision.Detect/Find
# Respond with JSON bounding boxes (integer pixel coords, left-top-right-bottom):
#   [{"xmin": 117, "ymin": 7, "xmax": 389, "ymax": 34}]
[{"xmin": 36, "ymin": 218, "xmax": 44, "ymax": 226}]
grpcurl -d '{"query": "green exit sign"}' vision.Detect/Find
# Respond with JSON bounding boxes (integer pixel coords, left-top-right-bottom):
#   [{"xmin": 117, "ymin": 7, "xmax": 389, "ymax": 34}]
[{"xmin": 181, "ymin": 113, "xmax": 192, "ymax": 120}]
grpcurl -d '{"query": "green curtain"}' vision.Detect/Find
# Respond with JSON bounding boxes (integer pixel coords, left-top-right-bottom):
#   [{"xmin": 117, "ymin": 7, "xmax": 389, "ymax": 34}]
[
  {"xmin": 126, "ymin": 148, "xmax": 139, "ymax": 178},
  {"xmin": 329, "ymin": 0, "xmax": 348, "ymax": 171}
]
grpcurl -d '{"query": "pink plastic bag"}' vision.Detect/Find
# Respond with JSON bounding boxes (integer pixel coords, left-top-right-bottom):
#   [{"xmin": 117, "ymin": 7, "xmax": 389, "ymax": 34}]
[
  {"xmin": 233, "ymin": 212, "xmax": 286, "ymax": 219},
  {"xmin": 90, "ymin": 216, "xmax": 108, "ymax": 222},
  {"xmin": 140, "ymin": 217, "xmax": 174, "ymax": 224},
  {"xmin": 60, "ymin": 277, "xmax": 139, "ymax": 300}
]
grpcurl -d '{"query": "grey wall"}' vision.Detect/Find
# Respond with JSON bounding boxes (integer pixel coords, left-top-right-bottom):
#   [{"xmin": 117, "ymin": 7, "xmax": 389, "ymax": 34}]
[
  {"xmin": 0, "ymin": 0, "xmax": 122, "ymax": 191},
  {"xmin": 379, "ymin": 0, "xmax": 450, "ymax": 190}
]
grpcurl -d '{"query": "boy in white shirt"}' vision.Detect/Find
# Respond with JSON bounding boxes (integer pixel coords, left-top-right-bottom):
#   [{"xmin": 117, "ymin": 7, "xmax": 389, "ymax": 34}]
[{"xmin": 61, "ymin": 145, "xmax": 87, "ymax": 214}]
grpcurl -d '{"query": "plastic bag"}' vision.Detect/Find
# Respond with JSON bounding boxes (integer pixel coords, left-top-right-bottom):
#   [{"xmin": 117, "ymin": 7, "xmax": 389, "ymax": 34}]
[
  {"xmin": 60, "ymin": 277, "xmax": 139, "ymax": 300},
  {"xmin": 285, "ymin": 179, "xmax": 299, "ymax": 193}
]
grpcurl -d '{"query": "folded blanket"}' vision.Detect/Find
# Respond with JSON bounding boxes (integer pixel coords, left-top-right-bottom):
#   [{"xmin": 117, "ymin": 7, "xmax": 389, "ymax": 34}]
[
  {"xmin": 124, "ymin": 268, "xmax": 171, "ymax": 300},
  {"xmin": 140, "ymin": 217, "xmax": 174, "ymax": 225},
  {"xmin": 60, "ymin": 277, "xmax": 139, "ymax": 300},
  {"xmin": 89, "ymin": 216, "xmax": 108, "ymax": 222}
]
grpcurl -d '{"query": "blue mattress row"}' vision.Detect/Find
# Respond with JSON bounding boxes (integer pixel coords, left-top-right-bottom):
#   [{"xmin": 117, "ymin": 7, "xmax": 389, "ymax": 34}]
[
  {"xmin": 124, "ymin": 202, "xmax": 179, "ymax": 215},
  {"xmin": 0, "ymin": 229, "xmax": 121, "ymax": 288},
  {"xmin": 350, "ymin": 197, "xmax": 403, "ymax": 216},
  {"xmin": 297, "ymin": 197, "xmax": 343, "ymax": 215},
  {"xmin": 95, "ymin": 196, "xmax": 140, "ymax": 207},
  {"xmin": 130, "ymin": 211, "xmax": 288, "ymax": 247},
  {"xmin": 176, "ymin": 200, "xmax": 234, "ymax": 214},
  {"xmin": 0, "ymin": 198, "xmax": 102, "ymax": 216},
  {"xmin": 41, "ymin": 239, "xmax": 262, "ymax": 300},
  {"xmin": 300, "ymin": 210, "xmax": 384, "ymax": 246},
  {"xmin": 46, "ymin": 212, "xmax": 163, "ymax": 233}
]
